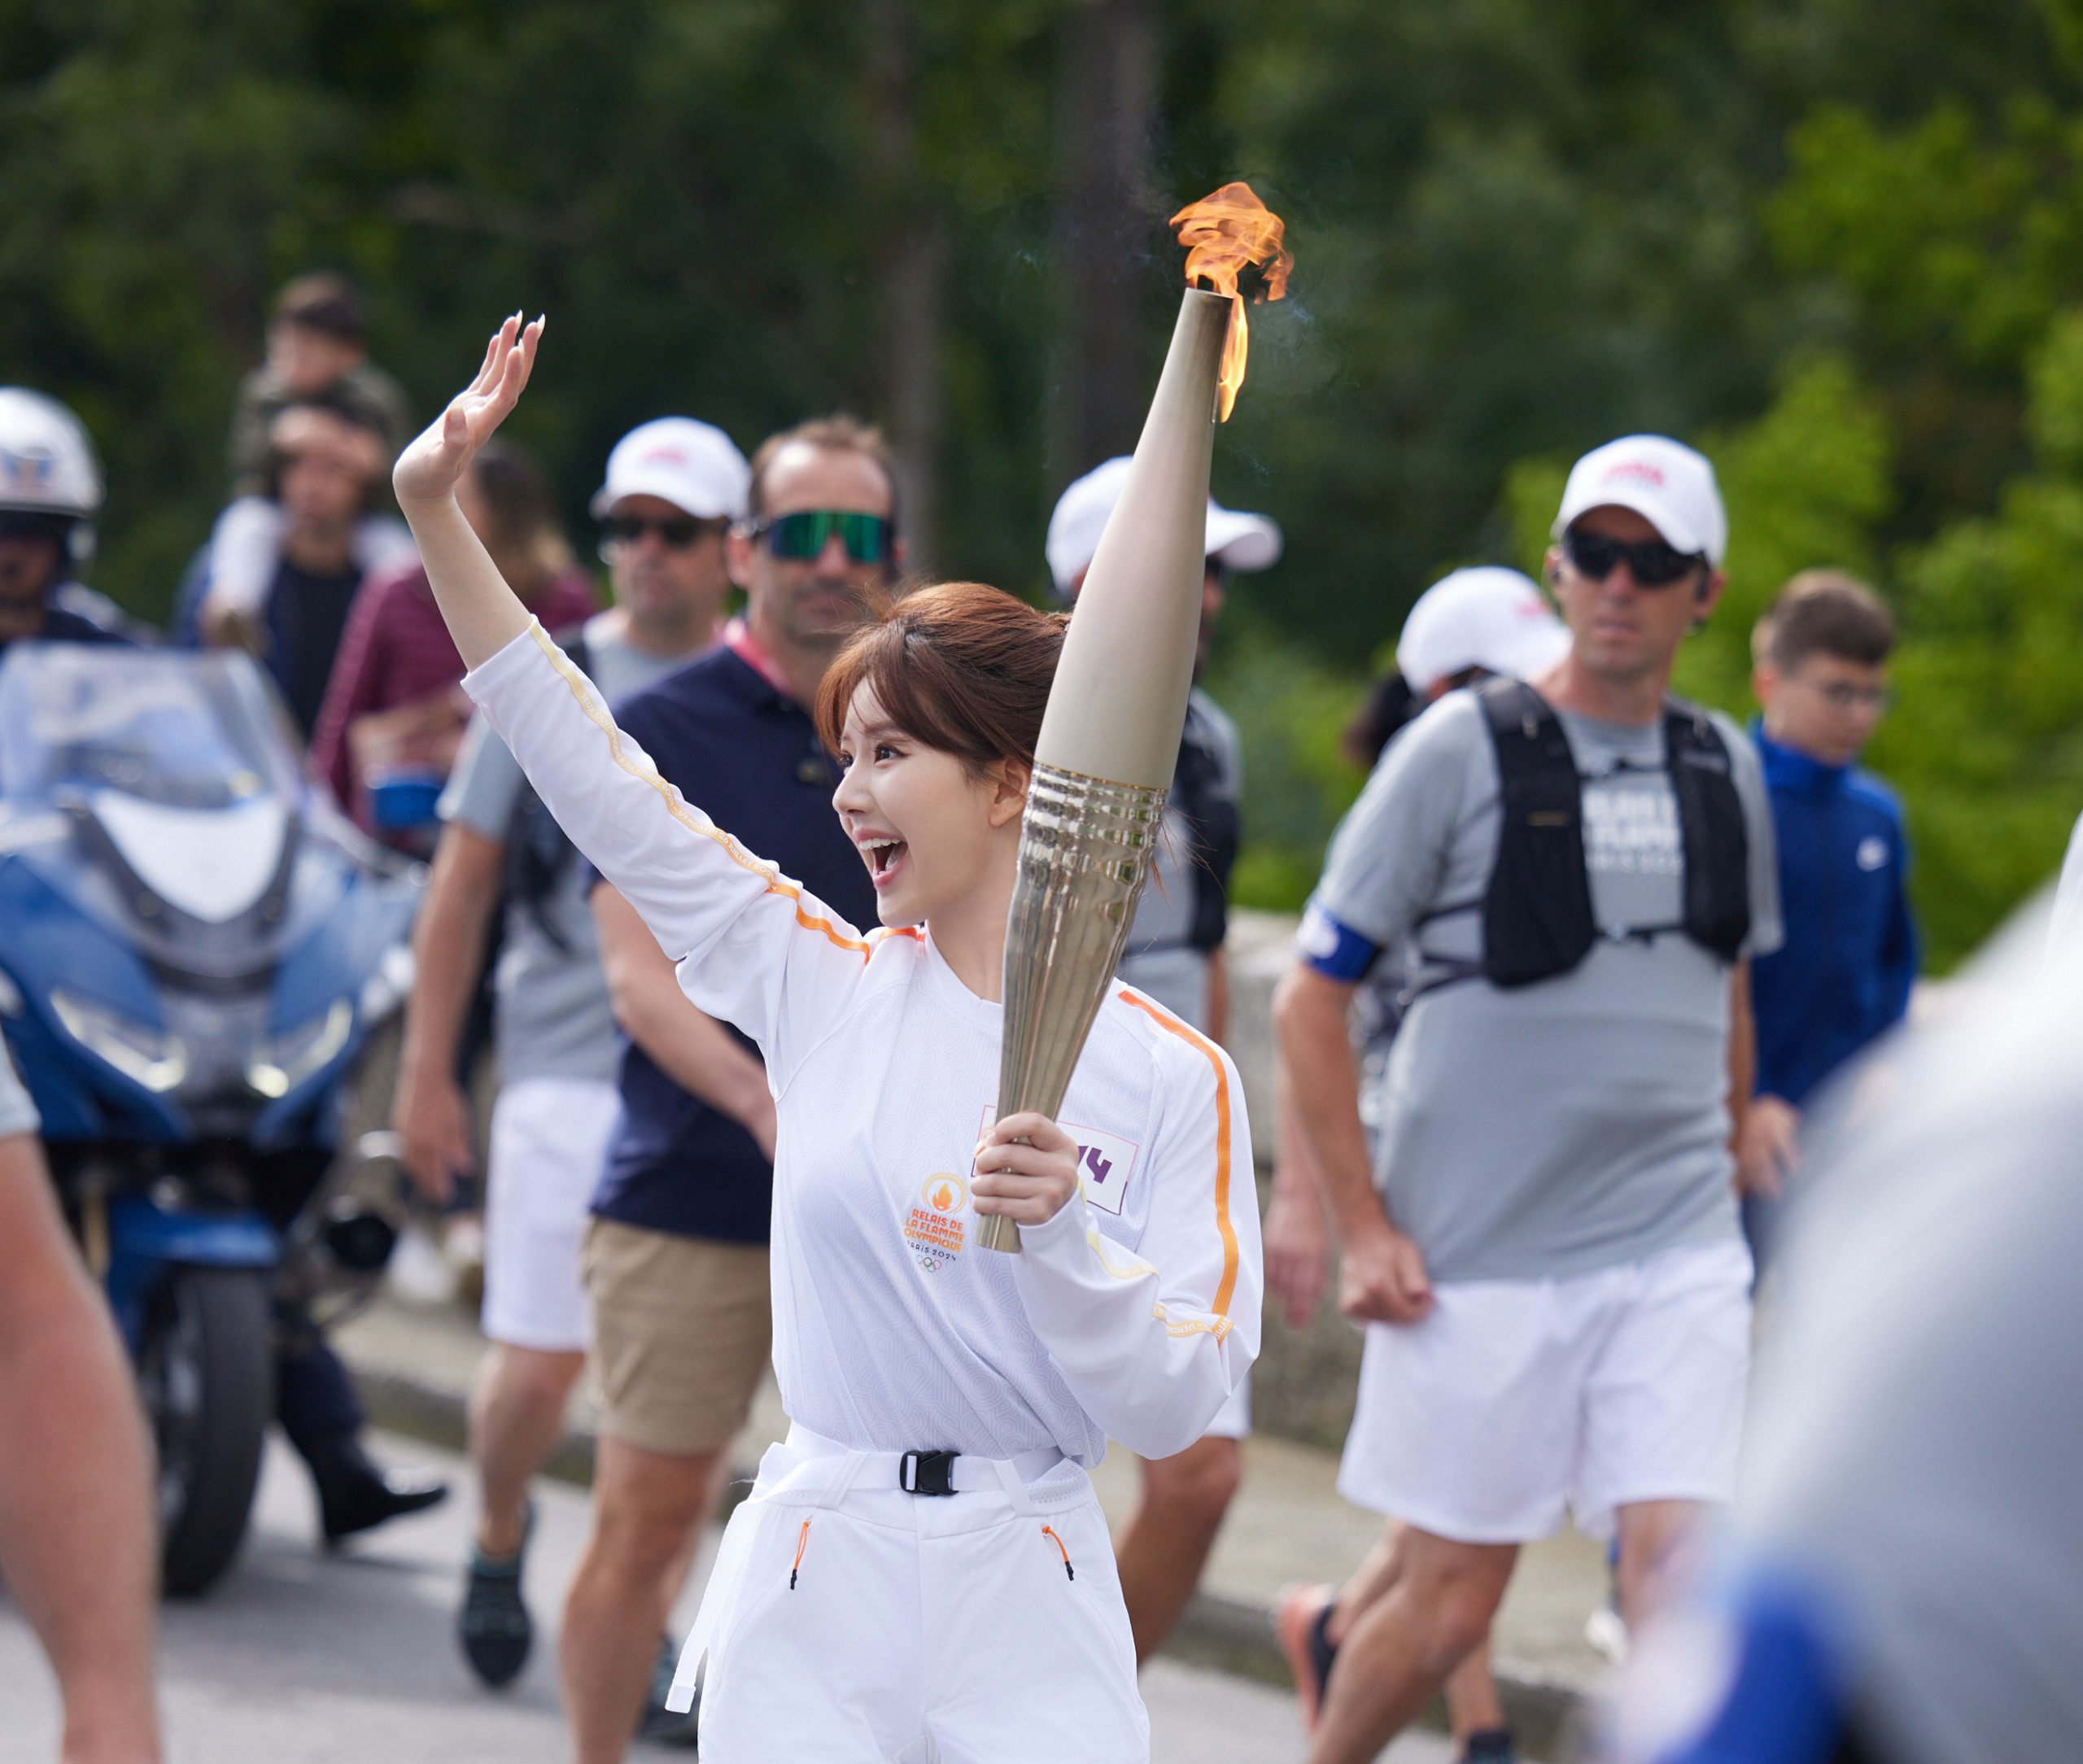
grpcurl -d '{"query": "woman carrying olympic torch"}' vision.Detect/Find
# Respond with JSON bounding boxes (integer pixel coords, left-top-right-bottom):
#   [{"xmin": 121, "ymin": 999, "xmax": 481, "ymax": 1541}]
[{"xmin": 391, "ymin": 313, "xmax": 1260, "ymax": 1762}]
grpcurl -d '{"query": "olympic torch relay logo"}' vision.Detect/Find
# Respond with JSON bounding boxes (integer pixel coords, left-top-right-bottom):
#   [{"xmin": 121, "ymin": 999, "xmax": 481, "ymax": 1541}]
[{"xmin": 905, "ymin": 1172, "xmax": 969, "ymax": 1273}]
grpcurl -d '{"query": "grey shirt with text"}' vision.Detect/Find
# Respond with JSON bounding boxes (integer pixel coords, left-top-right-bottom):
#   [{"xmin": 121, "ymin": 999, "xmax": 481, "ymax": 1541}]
[{"xmin": 1305, "ymin": 689, "xmax": 1782, "ymax": 1282}]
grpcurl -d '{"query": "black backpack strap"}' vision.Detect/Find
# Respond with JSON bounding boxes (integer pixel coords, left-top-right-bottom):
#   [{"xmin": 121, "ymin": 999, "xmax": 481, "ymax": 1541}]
[
  {"xmin": 1478, "ymin": 676, "xmax": 1597, "ymax": 989},
  {"xmin": 502, "ymin": 623, "xmax": 593, "ymax": 951},
  {"xmin": 1662, "ymin": 695, "xmax": 1751, "ymax": 963}
]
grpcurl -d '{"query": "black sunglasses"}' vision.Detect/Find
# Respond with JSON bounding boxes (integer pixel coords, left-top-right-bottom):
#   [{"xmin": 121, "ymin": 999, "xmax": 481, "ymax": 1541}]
[
  {"xmin": 754, "ymin": 509, "xmax": 895, "ymax": 566},
  {"xmin": 1564, "ymin": 526, "xmax": 1706, "ymax": 589},
  {"xmin": 603, "ymin": 513, "xmax": 717, "ymax": 549}
]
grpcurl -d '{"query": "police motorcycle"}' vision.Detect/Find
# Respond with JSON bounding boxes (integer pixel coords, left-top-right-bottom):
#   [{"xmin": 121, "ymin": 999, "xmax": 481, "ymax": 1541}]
[{"xmin": 0, "ymin": 638, "xmax": 421, "ymax": 1596}]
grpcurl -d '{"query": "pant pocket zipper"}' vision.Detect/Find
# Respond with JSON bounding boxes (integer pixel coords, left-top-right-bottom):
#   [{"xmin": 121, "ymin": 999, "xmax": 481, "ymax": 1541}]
[
  {"xmin": 789, "ymin": 1517, "xmax": 811, "ymax": 1590},
  {"xmin": 1041, "ymin": 1523, "xmax": 1074, "ymax": 1582}
]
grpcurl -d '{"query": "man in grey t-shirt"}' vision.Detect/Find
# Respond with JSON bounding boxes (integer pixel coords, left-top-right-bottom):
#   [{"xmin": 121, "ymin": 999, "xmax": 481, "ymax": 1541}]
[
  {"xmin": 388, "ymin": 417, "xmax": 749, "ymax": 1696},
  {"xmin": 1275, "ymin": 436, "xmax": 1782, "ymax": 1764}
]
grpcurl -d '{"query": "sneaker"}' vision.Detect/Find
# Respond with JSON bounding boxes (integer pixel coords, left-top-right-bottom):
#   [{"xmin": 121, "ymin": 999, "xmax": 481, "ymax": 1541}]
[
  {"xmin": 1459, "ymin": 1726, "xmax": 1517, "ymax": 1763},
  {"xmin": 457, "ymin": 1504, "xmax": 535, "ymax": 1688},
  {"xmin": 1272, "ymin": 1583, "xmax": 1339, "ymax": 1733},
  {"xmin": 635, "ymin": 1634, "xmax": 701, "ymax": 1749},
  {"xmin": 1585, "ymin": 1601, "xmax": 1630, "ymax": 1666},
  {"xmin": 1585, "ymin": 1551, "xmax": 1628, "ymax": 1666}
]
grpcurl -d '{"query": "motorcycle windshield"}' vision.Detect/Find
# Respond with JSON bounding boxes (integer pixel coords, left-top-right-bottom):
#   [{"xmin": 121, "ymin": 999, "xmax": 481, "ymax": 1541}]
[
  {"xmin": 0, "ymin": 643, "xmax": 299, "ymax": 812},
  {"xmin": 0, "ymin": 643, "xmax": 396, "ymax": 983}
]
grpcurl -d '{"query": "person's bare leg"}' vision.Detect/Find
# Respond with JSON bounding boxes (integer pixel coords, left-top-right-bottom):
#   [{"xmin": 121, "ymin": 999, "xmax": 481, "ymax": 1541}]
[
  {"xmin": 1309, "ymin": 1529, "xmax": 1517, "ymax": 1764},
  {"xmin": 469, "ymin": 1343, "xmax": 584, "ymax": 1556},
  {"xmin": 1115, "ymin": 1434, "xmax": 1243, "ymax": 1662},
  {"xmin": 654, "ymin": 1450, "xmax": 729, "ymax": 1614},
  {"xmin": 0, "ymin": 1142, "xmax": 162, "ymax": 1764},
  {"xmin": 560, "ymin": 1437, "xmax": 720, "ymax": 1764},
  {"xmin": 1322, "ymin": 1522, "xmax": 1509, "ymax": 1750},
  {"xmin": 1615, "ymin": 1498, "xmax": 1703, "ymax": 1631},
  {"xmin": 1325, "ymin": 1519, "xmax": 1405, "ymax": 1641},
  {"xmin": 1443, "ymin": 1643, "xmax": 1508, "ymax": 1747}
]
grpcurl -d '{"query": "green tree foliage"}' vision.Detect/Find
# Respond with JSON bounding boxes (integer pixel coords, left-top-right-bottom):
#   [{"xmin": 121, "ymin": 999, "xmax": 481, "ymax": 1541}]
[{"xmin": 5, "ymin": 0, "xmax": 2083, "ymax": 958}]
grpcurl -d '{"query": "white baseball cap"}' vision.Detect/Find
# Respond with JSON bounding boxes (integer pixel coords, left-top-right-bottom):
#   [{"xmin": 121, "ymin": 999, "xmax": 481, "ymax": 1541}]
[
  {"xmin": 1396, "ymin": 566, "xmax": 1571, "ymax": 695},
  {"xmin": 1552, "ymin": 434, "xmax": 1727, "ymax": 566},
  {"xmin": 1045, "ymin": 455, "xmax": 1282, "ymax": 596},
  {"xmin": 590, "ymin": 417, "xmax": 750, "ymax": 522}
]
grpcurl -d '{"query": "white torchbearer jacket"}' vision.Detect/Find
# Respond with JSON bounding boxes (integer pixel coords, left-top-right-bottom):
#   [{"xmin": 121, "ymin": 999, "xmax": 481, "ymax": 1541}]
[{"xmin": 463, "ymin": 622, "xmax": 1260, "ymax": 1465}]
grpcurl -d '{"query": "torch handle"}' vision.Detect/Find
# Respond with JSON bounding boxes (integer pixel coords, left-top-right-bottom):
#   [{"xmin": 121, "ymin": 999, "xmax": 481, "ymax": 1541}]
[
  {"xmin": 984, "ymin": 764, "xmax": 1169, "ymax": 1255},
  {"xmin": 975, "ymin": 1145, "xmax": 1028, "ymax": 1255}
]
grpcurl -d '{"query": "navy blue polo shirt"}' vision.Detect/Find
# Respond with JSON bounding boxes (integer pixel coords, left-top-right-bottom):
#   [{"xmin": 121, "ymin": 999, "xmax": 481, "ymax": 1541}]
[
  {"xmin": 586, "ymin": 645, "xmax": 877, "ymax": 1245},
  {"xmin": 1749, "ymin": 723, "xmax": 1919, "ymax": 1108}
]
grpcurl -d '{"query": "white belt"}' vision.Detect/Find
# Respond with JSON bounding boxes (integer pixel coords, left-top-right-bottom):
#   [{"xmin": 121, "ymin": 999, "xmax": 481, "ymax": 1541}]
[{"xmin": 782, "ymin": 1422, "xmax": 1066, "ymax": 1495}]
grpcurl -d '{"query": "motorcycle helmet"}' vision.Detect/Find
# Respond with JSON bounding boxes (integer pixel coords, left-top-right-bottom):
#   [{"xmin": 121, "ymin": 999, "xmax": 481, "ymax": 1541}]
[{"xmin": 0, "ymin": 387, "xmax": 105, "ymax": 561}]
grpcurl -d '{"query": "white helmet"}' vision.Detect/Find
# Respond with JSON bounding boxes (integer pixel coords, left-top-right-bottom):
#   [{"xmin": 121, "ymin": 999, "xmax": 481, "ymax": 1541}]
[{"xmin": 0, "ymin": 388, "xmax": 105, "ymax": 529}]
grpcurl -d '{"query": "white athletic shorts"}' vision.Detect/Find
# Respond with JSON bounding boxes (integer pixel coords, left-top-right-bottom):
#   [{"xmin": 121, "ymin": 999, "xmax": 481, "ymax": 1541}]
[
  {"xmin": 668, "ymin": 1424, "xmax": 1147, "ymax": 1763},
  {"xmin": 1338, "ymin": 1238, "xmax": 1753, "ymax": 1543},
  {"xmin": 480, "ymin": 1074, "xmax": 621, "ymax": 1353},
  {"xmin": 1201, "ymin": 1371, "xmax": 1251, "ymax": 1440}
]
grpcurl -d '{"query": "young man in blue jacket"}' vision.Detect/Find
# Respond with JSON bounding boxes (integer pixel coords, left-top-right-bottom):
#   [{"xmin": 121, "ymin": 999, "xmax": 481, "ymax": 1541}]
[{"xmin": 1740, "ymin": 571, "xmax": 1917, "ymax": 1258}]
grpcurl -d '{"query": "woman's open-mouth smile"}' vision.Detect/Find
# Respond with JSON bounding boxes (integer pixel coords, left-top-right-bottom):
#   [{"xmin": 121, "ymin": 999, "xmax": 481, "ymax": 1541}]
[{"xmin": 858, "ymin": 833, "xmax": 910, "ymax": 892}]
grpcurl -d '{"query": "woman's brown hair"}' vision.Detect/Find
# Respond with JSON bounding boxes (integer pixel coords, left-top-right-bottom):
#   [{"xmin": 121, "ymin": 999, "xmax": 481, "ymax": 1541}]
[{"xmin": 814, "ymin": 582, "xmax": 1068, "ymax": 776}]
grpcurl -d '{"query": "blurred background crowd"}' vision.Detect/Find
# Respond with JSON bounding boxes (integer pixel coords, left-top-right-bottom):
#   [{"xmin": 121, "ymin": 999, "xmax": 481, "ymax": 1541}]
[
  {"xmin": 6, "ymin": 6, "xmax": 2083, "ymax": 1764},
  {"xmin": 9, "ymin": 0, "xmax": 2083, "ymax": 970}
]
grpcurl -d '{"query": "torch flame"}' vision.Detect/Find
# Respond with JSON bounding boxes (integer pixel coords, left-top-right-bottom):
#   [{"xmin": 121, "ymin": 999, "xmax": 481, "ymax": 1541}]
[{"xmin": 1170, "ymin": 181, "xmax": 1293, "ymax": 421}]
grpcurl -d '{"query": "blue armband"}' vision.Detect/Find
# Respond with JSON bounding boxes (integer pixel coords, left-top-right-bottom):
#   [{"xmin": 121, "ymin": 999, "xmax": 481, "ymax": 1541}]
[{"xmin": 1296, "ymin": 903, "xmax": 1382, "ymax": 982}]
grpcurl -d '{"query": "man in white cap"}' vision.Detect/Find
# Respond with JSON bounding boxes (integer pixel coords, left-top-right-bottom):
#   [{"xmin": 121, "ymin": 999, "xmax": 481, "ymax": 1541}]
[
  {"xmin": 1046, "ymin": 456, "xmax": 1281, "ymax": 1662},
  {"xmin": 1271, "ymin": 567, "xmax": 1569, "ymax": 1764},
  {"xmin": 1274, "ymin": 437, "xmax": 1783, "ymax": 1764},
  {"xmin": 391, "ymin": 416, "xmax": 748, "ymax": 1703}
]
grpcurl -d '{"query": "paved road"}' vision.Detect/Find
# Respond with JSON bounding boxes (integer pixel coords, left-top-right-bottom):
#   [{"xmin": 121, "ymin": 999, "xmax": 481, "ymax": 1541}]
[{"xmin": 0, "ymin": 1431, "xmax": 1457, "ymax": 1763}]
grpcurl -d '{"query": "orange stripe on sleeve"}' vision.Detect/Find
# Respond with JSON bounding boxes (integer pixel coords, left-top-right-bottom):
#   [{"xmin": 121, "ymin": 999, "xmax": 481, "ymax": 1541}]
[
  {"xmin": 1115, "ymin": 989, "xmax": 1240, "ymax": 1320},
  {"xmin": 530, "ymin": 624, "xmax": 871, "ymax": 958}
]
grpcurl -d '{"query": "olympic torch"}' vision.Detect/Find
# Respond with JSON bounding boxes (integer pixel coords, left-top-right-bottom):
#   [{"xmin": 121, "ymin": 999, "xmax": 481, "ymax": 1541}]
[{"xmin": 983, "ymin": 183, "xmax": 1290, "ymax": 1252}]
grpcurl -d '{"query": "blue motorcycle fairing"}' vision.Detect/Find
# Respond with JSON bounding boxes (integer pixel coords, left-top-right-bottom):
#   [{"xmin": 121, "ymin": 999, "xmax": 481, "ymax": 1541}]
[
  {"xmin": 0, "ymin": 855, "xmax": 188, "ymax": 1141},
  {"xmin": 103, "ymin": 1193, "xmax": 278, "ymax": 1352},
  {"xmin": 249, "ymin": 867, "xmax": 417, "ymax": 1154}
]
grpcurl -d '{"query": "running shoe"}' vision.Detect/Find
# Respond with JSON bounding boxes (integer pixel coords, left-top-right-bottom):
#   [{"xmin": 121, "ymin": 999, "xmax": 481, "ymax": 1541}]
[
  {"xmin": 1584, "ymin": 1551, "xmax": 1628, "ymax": 1666},
  {"xmin": 635, "ymin": 1634, "xmax": 701, "ymax": 1749},
  {"xmin": 1272, "ymin": 1582, "xmax": 1340, "ymax": 1732},
  {"xmin": 456, "ymin": 1503, "xmax": 535, "ymax": 1688},
  {"xmin": 1460, "ymin": 1725, "xmax": 1517, "ymax": 1763}
]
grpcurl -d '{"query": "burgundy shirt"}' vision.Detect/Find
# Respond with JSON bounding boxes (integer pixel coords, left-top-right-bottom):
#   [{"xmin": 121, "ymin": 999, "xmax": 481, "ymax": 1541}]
[{"xmin": 310, "ymin": 557, "xmax": 597, "ymax": 821}]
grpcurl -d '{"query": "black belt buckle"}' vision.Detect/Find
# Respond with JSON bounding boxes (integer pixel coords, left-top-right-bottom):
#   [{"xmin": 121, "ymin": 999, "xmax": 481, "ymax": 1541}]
[{"xmin": 899, "ymin": 1448, "xmax": 958, "ymax": 1497}]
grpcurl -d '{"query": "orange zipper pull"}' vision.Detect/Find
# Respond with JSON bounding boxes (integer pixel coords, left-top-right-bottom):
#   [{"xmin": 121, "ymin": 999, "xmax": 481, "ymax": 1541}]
[
  {"xmin": 789, "ymin": 1517, "xmax": 811, "ymax": 1590},
  {"xmin": 1041, "ymin": 1523, "xmax": 1074, "ymax": 1581}
]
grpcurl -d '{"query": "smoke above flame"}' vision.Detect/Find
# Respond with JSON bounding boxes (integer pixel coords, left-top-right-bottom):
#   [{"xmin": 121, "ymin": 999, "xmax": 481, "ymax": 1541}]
[{"xmin": 1170, "ymin": 181, "xmax": 1293, "ymax": 421}]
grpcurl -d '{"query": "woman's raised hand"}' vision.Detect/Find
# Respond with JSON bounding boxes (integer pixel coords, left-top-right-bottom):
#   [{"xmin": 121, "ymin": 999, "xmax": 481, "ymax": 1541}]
[{"xmin": 393, "ymin": 312, "xmax": 544, "ymax": 511}]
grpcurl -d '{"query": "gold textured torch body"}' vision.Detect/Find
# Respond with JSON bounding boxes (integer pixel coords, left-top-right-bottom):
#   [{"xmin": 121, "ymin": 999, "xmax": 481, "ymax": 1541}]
[{"xmin": 980, "ymin": 288, "xmax": 1231, "ymax": 1252}]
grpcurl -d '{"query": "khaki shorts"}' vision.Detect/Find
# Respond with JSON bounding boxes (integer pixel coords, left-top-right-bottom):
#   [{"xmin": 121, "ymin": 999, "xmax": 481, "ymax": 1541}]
[{"xmin": 582, "ymin": 1216, "xmax": 772, "ymax": 1458}]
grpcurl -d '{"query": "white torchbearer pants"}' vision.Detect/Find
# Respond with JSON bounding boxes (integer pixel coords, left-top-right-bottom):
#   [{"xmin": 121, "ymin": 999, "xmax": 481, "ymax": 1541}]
[{"xmin": 668, "ymin": 1424, "xmax": 1148, "ymax": 1763}]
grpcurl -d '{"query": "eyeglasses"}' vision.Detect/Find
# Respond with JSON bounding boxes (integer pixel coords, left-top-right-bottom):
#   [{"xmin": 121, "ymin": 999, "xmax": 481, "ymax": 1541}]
[
  {"xmin": 1803, "ymin": 679, "xmax": 1892, "ymax": 713},
  {"xmin": 1564, "ymin": 527, "xmax": 1706, "ymax": 589},
  {"xmin": 754, "ymin": 509, "xmax": 895, "ymax": 565},
  {"xmin": 603, "ymin": 513, "xmax": 714, "ymax": 550}
]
